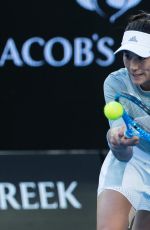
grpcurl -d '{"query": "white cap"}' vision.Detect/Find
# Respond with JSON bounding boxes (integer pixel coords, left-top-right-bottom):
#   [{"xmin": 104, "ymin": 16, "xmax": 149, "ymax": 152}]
[{"xmin": 114, "ymin": 30, "xmax": 150, "ymax": 58}]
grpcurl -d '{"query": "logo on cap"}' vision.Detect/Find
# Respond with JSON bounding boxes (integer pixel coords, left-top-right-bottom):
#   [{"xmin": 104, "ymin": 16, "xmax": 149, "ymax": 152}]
[{"xmin": 128, "ymin": 36, "xmax": 138, "ymax": 42}]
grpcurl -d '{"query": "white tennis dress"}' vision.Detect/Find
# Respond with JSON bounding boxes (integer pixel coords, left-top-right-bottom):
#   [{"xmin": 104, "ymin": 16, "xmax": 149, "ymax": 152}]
[
  {"xmin": 97, "ymin": 68, "xmax": 150, "ymax": 211},
  {"xmin": 97, "ymin": 146, "xmax": 150, "ymax": 211}
]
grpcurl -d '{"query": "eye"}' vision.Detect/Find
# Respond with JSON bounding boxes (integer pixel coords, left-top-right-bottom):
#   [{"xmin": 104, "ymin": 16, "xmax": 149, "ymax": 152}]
[
  {"xmin": 138, "ymin": 56, "xmax": 145, "ymax": 61},
  {"xmin": 123, "ymin": 51, "xmax": 131, "ymax": 60},
  {"xmin": 123, "ymin": 51, "xmax": 146, "ymax": 61}
]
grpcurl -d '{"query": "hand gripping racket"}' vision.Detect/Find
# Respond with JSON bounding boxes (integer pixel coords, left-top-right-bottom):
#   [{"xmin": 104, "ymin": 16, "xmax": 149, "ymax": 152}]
[{"xmin": 114, "ymin": 92, "xmax": 150, "ymax": 142}]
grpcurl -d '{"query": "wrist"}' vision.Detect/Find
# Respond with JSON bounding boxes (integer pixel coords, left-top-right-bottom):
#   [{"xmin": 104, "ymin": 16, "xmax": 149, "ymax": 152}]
[{"xmin": 111, "ymin": 146, "xmax": 133, "ymax": 162}]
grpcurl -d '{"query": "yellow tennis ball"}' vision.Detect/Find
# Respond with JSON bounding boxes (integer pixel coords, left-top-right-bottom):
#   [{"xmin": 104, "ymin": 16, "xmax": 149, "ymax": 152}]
[{"xmin": 104, "ymin": 101, "xmax": 123, "ymax": 120}]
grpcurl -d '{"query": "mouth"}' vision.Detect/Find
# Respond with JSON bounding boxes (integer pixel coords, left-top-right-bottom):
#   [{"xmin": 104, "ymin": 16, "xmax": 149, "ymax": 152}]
[{"xmin": 131, "ymin": 73, "xmax": 143, "ymax": 80}]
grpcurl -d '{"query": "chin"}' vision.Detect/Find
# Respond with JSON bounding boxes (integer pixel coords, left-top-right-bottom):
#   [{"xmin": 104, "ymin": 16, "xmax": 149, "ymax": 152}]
[{"xmin": 131, "ymin": 77, "xmax": 144, "ymax": 85}]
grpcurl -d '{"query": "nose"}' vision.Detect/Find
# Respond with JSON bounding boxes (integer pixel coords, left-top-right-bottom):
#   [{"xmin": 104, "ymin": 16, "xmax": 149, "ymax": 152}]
[{"xmin": 129, "ymin": 57, "xmax": 140, "ymax": 71}]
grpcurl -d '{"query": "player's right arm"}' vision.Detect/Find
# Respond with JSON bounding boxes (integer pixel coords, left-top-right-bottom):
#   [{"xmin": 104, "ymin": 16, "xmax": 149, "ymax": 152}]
[
  {"xmin": 103, "ymin": 71, "xmax": 139, "ymax": 161},
  {"xmin": 107, "ymin": 126, "xmax": 139, "ymax": 162}
]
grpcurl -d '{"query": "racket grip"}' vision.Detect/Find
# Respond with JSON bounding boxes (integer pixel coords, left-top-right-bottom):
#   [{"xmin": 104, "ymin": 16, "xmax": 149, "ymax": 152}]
[{"xmin": 124, "ymin": 129, "xmax": 134, "ymax": 138}]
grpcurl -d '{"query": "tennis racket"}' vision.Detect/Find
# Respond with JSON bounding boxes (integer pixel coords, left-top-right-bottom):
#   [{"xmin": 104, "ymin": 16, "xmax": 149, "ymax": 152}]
[{"xmin": 114, "ymin": 92, "xmax": 150, "ymax": 142}]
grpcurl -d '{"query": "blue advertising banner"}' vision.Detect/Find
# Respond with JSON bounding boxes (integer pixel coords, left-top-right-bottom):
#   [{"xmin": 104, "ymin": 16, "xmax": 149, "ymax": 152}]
[{"xmin": 0, "ymin": 150, "xmax": 103, "ymax": 230}]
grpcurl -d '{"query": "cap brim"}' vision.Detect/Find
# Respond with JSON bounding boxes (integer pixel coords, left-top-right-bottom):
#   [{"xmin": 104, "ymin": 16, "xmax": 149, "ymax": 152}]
[{"xmin": 114, "ymin": 44, "xmax": 150, "ymax": 58}]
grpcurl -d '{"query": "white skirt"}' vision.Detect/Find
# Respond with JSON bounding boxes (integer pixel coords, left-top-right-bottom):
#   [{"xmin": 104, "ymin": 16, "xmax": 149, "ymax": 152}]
[{"xmin": 97, "ymin": 146, "xmax": 150, "ymax": 211}]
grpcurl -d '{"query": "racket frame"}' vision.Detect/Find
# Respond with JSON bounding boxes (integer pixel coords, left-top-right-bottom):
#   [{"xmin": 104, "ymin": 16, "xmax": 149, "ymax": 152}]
[{"xmin": 114, "ymin": 92, "xmax": 150, "ymax": 141}]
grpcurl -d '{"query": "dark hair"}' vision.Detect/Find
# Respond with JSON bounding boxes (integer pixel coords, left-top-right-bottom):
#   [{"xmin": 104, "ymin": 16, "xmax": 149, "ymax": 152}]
[{"xmin": 125, "ymin": 11, "xmax": 150, "ymax": 34}]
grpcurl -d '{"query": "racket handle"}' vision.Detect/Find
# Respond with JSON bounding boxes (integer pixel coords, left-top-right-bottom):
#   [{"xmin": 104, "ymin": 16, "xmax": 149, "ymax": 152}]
[{"xmin": 124, "ymin": 129, "xmax": 134, "ymax": 138}]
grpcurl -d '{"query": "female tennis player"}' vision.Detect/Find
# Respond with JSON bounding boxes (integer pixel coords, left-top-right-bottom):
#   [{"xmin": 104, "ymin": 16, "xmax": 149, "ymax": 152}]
[{"xmin": 97, "ymin": 11, "xmax": 150, "ymax": 230}]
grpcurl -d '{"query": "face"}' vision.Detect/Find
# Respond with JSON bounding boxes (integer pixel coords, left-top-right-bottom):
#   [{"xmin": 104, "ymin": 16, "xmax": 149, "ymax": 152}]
[{"xmin": 123, "ymin": 51, "xmax": 150, "ymax": 91}]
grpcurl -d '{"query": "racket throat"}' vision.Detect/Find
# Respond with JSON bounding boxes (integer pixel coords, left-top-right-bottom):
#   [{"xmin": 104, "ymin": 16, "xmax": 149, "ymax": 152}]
[{"xmin": 123, "ymin": 112, "xmax": 139, "ymax": 138}]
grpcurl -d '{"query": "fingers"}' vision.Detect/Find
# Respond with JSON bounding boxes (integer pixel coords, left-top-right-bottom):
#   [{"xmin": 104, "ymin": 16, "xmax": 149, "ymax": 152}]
[
  {"xmin": 107, "ymin": 126, "xmax": 138, "ymax": 162},
  {"xmin": 119, "ymin": 135, "xmax": 139, "ymax": 146},
  {"xmin": 108, "ymin": 126, "xmax": 139, "ymax": 148}
]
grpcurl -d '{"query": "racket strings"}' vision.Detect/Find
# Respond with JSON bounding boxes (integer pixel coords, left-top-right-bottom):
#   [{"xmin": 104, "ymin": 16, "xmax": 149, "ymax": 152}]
[
  {"xmin": 114, "ymin": 92, "xmax": 150, "ymax": 142},
  {"xmin": 115, "ymin": 92, "xmax": 150, "ymax": 115}
]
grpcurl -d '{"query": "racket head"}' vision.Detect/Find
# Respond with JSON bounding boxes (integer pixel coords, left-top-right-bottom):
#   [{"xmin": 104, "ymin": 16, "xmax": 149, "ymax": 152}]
[{"xmin": 114, "ymin": 92, "xmax": 150, "ymax": 141}]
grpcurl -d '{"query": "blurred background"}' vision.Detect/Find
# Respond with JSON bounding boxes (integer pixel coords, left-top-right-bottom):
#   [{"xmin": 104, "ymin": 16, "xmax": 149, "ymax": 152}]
[{"xmin": 0, "ymin": 0, "xmax": 148, "ymax": 229}]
